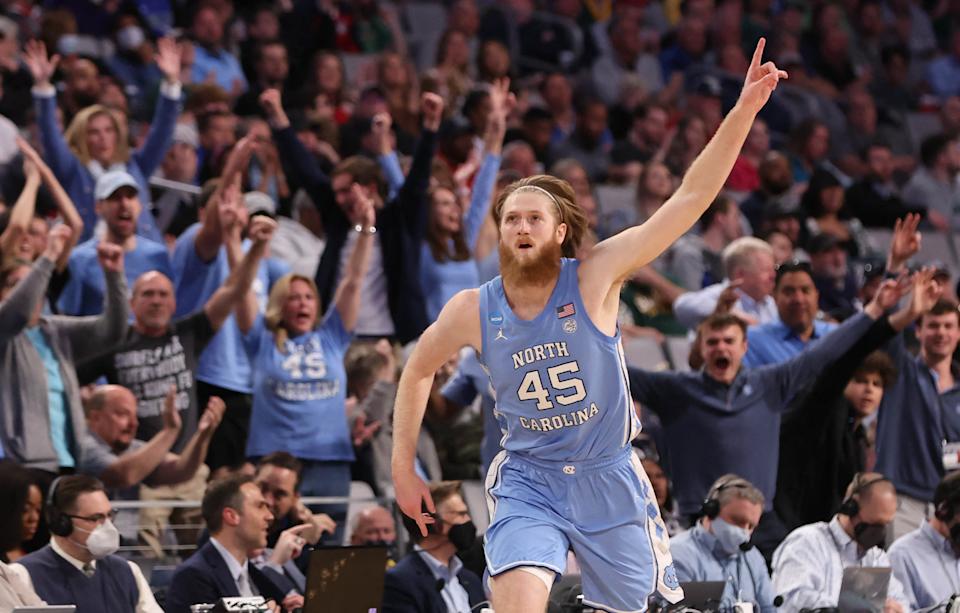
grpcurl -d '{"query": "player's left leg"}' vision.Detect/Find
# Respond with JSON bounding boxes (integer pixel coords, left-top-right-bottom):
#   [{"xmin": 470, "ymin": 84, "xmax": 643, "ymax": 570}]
[{"xmin": 564, "ymin": 451, "xmax": 683, "ymax": 612}]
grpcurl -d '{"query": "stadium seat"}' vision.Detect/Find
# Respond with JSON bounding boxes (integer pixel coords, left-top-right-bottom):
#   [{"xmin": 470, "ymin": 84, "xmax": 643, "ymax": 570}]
[{"xmin": 621, "ymin": 337, "xmax": 669, "ymax": 371}]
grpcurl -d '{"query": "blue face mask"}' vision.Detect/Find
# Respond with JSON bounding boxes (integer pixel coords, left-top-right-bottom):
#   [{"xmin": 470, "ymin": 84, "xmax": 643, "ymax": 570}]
[{"xmin": 711, "ymin": 517, "xmax": 750, "ymax": 556}]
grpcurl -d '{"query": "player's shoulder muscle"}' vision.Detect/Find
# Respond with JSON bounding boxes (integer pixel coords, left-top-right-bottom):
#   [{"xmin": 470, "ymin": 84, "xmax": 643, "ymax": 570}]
[{"xmin": 431, "ymin": 288, "xmax": 482, "ymax": 350}]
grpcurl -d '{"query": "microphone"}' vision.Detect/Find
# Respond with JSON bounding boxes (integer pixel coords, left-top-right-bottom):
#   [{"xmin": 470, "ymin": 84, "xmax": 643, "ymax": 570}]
[
  {"xmin": 739, "ymin": 541, "xmax": 754, "ymax": 552},
  {"xmin": 435, "ymin": 578, "xmax": 446, "ymax": 593},
  {"xmin": 774, "ymin": 596, "xmax": 784, "ymax": 607}
]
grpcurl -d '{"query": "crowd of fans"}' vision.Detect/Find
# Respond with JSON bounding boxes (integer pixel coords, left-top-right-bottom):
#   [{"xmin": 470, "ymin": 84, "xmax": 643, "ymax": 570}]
[{"xmin": 2, "ymin": 0, "xmax": 960, "ymax": 611}]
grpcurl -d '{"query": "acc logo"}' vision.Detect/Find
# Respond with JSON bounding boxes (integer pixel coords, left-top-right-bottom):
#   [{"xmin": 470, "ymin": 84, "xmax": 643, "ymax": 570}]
[
  {"xmin": 490, "ymin": 313, "xmax": 503, "ymax": 325},
  {"xmin": 562, "ymin": 319, "xmax": 577, "ymax": 334}
]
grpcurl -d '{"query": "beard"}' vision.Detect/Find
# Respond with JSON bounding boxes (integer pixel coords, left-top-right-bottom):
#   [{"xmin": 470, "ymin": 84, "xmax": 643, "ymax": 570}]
[{"xmin": 499, "ymin": 240, "xmax": 562, "ymax": 288}]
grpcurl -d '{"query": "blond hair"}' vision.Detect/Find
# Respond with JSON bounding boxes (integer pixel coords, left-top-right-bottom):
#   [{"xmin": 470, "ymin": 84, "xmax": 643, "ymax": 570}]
[
  {"xmin": 721, "ymin": 237, "xmax": 773, "ymax": 279},
  {"xmin": 493, "ymin": 175, "xmax": 588, "ymax": 258},
  {"xmin": 265, "ymin": 273, "xmax": 321, "ymax": 350},
  {"xmin": 64, "ymin": 105, "xmax": 130, "ymax": 166}
]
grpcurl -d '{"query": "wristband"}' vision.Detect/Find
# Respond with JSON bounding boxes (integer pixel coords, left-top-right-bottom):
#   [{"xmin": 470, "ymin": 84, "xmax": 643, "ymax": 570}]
[{"xmin": 354, "ymin": 224, "xmax": 377, "ymax": 235}]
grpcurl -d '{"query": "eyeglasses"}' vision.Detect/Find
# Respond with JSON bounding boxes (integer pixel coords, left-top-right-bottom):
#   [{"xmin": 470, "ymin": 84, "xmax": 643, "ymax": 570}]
[{"xmin": 66, "ymin": 509, "xmax": 118, "ymax": 525}]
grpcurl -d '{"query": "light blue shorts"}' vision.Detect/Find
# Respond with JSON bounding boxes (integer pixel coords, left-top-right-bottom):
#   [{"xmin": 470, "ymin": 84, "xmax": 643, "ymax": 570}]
[{"xmin": 483, "ymin": 447, "xmax": 683, "ymax": 613}]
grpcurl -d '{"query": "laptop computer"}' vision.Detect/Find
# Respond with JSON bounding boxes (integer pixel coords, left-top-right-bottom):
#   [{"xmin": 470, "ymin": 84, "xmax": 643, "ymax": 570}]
[
  {"xmin": 838, "ymin": 567, "xmax": 891, "ymax": 613},
  {"xmin": 303, "ymin": 545, "xmax": 388, "ymax": 613},
  {"xmin": 678, "ymin": 581, "xmax": 726, "ymax": 613}
]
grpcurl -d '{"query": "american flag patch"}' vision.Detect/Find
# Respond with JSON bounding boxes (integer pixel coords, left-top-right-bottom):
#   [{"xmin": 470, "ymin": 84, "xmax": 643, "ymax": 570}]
[{"xmin": 556, "ymin": 303, "xmax": 576, "ymax": 318}]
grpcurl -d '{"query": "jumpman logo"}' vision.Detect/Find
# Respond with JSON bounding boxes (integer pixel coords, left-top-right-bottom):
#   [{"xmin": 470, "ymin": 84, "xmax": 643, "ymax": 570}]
[{"xmin": 495, "ymin": 328, "xmax": 508, "ymax": 341}]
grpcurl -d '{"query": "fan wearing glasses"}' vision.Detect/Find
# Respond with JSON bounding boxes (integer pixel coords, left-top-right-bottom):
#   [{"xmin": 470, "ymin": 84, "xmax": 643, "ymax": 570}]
[{"xmin": 7, "ymin": 474, "xmax": 162, "ymax": 612}]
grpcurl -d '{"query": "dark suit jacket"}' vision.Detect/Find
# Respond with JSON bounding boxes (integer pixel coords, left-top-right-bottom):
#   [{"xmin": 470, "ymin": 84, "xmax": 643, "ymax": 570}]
[
  {"xmin": 165, "ymin": 541, "xmax": 287, "ymax": 613},
  {"xmin": 273, "ymin": 125, "xmax": 437, "ymax": 344},
  {"xmin": 382, "ymin": 552, "xmax": 485, "ymax": 613}
]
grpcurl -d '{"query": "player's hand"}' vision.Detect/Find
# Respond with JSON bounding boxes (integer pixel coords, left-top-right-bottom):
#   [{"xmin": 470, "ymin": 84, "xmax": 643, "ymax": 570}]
[
  {"xmin": 737, "ymin": 38, "xmax": 787, "ymax": 115},
  {"xmin": 43, "ymin": 224, "xmax": 73, "ymax": 261},
  {"xmin": 198, "ymin": 396, "xmax": 225, "ymax": 434},
  {"xmin": 161, "ymin": 386, "xmax": 182, "ymax": 432},
  {"xmin": 394, "ymin": 470, "xmax": 435, "ymax": 537},
  {"xmin": 421, "ymin": 92, "xmax": 444, "ymax": 132},
  {"xmin": 96, "ymin": 242, "xmax": 124, "ymax": 273}
]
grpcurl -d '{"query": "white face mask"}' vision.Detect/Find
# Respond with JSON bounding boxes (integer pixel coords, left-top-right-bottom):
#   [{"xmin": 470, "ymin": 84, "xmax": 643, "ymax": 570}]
[
  {"xmin": 116, "ymin": 25, "xmax": 145, "ymax": 51},
  {"xmin": 73, "ymin": 519, "xmax": 120, "ymax": 559}
]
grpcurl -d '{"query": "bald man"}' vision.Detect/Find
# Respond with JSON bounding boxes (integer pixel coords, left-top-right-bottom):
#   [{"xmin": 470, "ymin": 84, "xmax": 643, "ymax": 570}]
[
  {"xmin": 350, "ymin": 507, "xmax": 398, "ymax": 547},
  {"xmin": 76, "ymin": 243, "xmax": 266, "ymax": 555},
  {"xmin": 84, "ymin": 384, "xmax": 224, "ymax": 542}
]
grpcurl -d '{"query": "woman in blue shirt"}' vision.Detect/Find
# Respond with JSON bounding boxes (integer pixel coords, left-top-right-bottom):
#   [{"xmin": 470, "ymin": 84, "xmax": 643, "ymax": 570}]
[
  {"xmin": 23, "ymin": 38, "xmax": 182, "ymax": 244},
  {"xmin": 238, "ymin": 187, "xmax": 375, "ymax": 542},
  {"xmin": 419, "ymin": 78, "xmax": 510, "ymax": 322}
]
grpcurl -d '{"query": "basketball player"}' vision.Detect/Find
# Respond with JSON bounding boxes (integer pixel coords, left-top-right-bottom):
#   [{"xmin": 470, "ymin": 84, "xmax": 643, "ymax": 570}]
[{"xmin": 392, "ymin": 39, "xmax": 787, "ymax": 613}]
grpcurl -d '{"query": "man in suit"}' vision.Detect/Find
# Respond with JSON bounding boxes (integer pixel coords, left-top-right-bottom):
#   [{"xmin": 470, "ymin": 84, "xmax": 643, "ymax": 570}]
[
  {"xmin": 166, "ymin": 475, "xmax": 290, "ymax": 612},
  {"xmin": 382, "ymin": 481, "xmax": 485, "ymax": 613}
]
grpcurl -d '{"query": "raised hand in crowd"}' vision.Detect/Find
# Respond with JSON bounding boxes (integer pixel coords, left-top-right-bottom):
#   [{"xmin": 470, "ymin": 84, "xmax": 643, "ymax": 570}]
[
  {"xmin": 155, "ymin": 36, "xmax": 182, "ymax": 85},
  {"xmin": 42, "ymin": 224, "xmax": 73, "ymax": 262},
  {"xmin": 371, "ymin": 112, "xmax": 394, "ymax": 156},
  {"xmin": 161, "ymin": 386, "xmax": 183, "ymax": 435},
  {"xmin": 248, "ymin": 215, "xmax": 278, "ymax": 249},
  {"xmin": 197, "ymin": 396, "xmax": 226, "ymax": 435},
  {"xmin": 260, "ymin": 88, "xmax": 289, "ymax": 129},
  {"xmin": 23, "ymin": 40, "xmax": 58, "ymax": 88},
  {"xmin": 484, "ymin": 77, "xmax": 515, "ymax": 155},
  {"xmin": 421, "ymin": 92, "xmax": 444, "ymax": 132},
  {"xmin": 886, "ymin": 213, "xmax": 922, "ymax": 274},
  {"xmin": 95, "ymin": 241, "xmax": 125, "ymax": 273}
]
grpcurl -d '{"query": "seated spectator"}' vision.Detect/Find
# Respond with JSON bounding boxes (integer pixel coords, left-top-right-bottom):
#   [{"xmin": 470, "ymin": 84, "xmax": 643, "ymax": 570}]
[
  {"xmin": 630, "ymin": 282, "xmax": 902, "ymax": 560},
  {"xmin": 591, "ymin": 16, "xmax": 663, "ymax": 107},
  {"xmin": 672, "ymin": 237, "xmax": 778, "ymax": 329},
  {"xmin": 740, "ymin": 151, "xmax": 798, "ymax": 232},
  {"xmin": 0, "ymin": 227, "xmax": 127, "ymax": 477},
  {"xmin": 639, "ymin": 454, "xmax": 684, "ymax": 537},
  {"xmin": 383, "ymin": 481, "xmax": 484, "ymax": 613},
  {"xmin": 235, "ymin": 199, "xmax": 373, "ymax": 543},
  {"xmin": 58, "ymin": 171, "xmax": 172, "ymax": 317},
  {"xmin": 902, "ymin": 134, "xmax": 958, "ymax": 231},
  {"xmin": 845, "ymin": 143, "xmax": 927, "ymax": 229},
  {"xmin": 670, "ymin": 475, "xmax": 775, "ymax": 612},
  {"xmin": 554, "ymin": 97, "xmax": 612, "ymax": 183},
  {"xmin": 926, "ymin": 30, "xmax": 960, "ymax": 100},
  {"xmin": 10, "ymin": 475, "xmax": 162, "ymax": 612},
  {"xmin": 661, "ymin": 194, "xmax": 741, "ymax": 291},
  {"xmin": 771, "ymin": 473, "xmax": 909, "ymax": 613},
  {"xmin": 350, "ymin": 506, "xmax": 398, "ymax": 553},
  {"xmin": 889, "ymin": 472, "xmax": 960, "ymax": 610},
  {"xmin": 0, "ymin": 461, "xmax": 42, "ymax": 563},
  {"xmin": 248, "ymin": 523, "xmax": 313, "ymax": 610},
  {"xmin": 540, "ymin": 72, "xmax": 576, "ymax": 146},
  {"xmin": 743, "ymin": 260, "xmax": 837, "ymax": 368},
  {"xmin": 421, "ymin": 79, "xmax": 508, "ymax": 323},
  {"xmin": 777, "ymin": 265, "xmax": 937, "ymax": 531},
  {"xmin": 0, "ymin": 560, "xmax": 44, "ymax": 609},
  {"xmin": 152, "ymin": 124, "xmax": 200, "ymax": 238},
  {"xmin": 190, "ymin": 6, "xmax": 247, "ymax": 96},
  {"xmin": 263, "ymin": 88, "xmax": 441, "ymax": 343},
  {"xmin": 23, "ymin": 38, "xmax": 181, "ymax": 243},
  {"xmin": 802, "ymin": 167, "xmax": 873, "ymax": 259},
  {"xmin": 787, "ymin": 119, "xmax": 831, "ymax": 187},
  {"xmin": 763, "ymin": 230, "xmax": 796, "ymax": 266},
  {"xmin": 253, "ymin": 453, "xmax": 337, "ymax": 552},
  {"xmin": 726, "ymin": 118, "xmax": 770, "ymax": 193},
  {"xmin": 83, "ymin": 386, "xmax": 224, "ymax": 544},
  {"xmin": 807, "ymin": 233, "xmax": 860, "ymax": 321},
  {"xmin": 513, "ymin": 107, "xmax": 554, "ymax": 170},
  {"xmin": 664, "ymin": 115, "xmax": 709, "ymax": 178},
  {"xmin": 166, "ymin": 475, "xmax": 286, "ymax": 613},
  {"xmin": 234, "ymin": 40, "xmax": 289, "ymax": 118},
  {"xmin": 609, "ymin": 103, "xmax": 670, "ymax": 184}
]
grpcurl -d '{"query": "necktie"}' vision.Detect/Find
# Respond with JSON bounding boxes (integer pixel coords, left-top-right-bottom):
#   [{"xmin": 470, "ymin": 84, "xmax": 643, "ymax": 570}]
[
  {"xmin": 237, "ymin": 568, "xmax": 253, "ymax": 597},
  {"xmin": 82, "ymin": 563, "xmax": 95, "ymax": 578}
]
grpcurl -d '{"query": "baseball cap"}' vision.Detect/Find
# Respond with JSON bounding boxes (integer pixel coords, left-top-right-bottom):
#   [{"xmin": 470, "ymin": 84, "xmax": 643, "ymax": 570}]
[
  {"xmin": 693, "ymin": 74, "xmax": 722, "ymax": 98},
  {"xmin": 243, "ymin": 191, "xmax": 276, "ymax": 217},
  {"xmin": 95, "ymin": 170, "xmax": 139, "ymax": 201},
  {"xmin": 172, "ymin": 123, "xmax": 199, "ymax": 149}
]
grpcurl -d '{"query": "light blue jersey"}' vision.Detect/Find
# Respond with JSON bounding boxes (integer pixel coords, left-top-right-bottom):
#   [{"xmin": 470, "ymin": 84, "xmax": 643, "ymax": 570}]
[{"xmin": 479, "ymin": 258, "xmax": 640, "ymax": 462}]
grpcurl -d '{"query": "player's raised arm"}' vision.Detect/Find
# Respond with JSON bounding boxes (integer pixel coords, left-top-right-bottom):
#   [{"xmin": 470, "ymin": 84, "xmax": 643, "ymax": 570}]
[
  {"xmin": 391, "ymin": 289, "xmax": 481, "ymax": 535},
  {"xmin": 581, "ymin": 38, "xmax": 787, "ymax": 288}
]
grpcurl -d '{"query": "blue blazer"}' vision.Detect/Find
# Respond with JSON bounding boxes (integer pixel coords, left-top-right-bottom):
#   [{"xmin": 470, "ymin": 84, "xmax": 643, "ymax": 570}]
[
  {"xmin": 382, "ymin": 552, "xmax": 485, "ymax": 613},
  {"xmin": 165, "ymin": 541, "xmax": 287, "ymax": 613}
]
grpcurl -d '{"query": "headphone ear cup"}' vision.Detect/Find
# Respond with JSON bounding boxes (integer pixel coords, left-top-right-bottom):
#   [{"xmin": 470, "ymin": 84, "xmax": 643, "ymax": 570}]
[
  {"xmin": 839, "ymin": 497, "xmax": 860, "ymax": 517},
  {"xmin": 936, "ymin": 502, "xmax": 953, "ymax": 522},
  {"xmin": 45, "ymin": 477, "xmax": 72, "ymax": 538},
  {"xmin": 701, "ymin": 498, "xmax": 720, "ymax": 519}
]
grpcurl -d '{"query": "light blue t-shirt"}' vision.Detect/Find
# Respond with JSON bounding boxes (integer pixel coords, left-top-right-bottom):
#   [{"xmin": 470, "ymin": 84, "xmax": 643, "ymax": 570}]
[
  {"xmin": 171, "ymin": 223, "xmax": 290, "ymax": 393},
  {"xmin": 24, "ymin": 327, "xmax": 74, "ymax": 467},
  {"xmin": 242, "ymin": 309, "xmax": 354, "ymax": 461},
  {"xmin": 58, "ymin": 237, "xmax": 173, "ymax": 317}
]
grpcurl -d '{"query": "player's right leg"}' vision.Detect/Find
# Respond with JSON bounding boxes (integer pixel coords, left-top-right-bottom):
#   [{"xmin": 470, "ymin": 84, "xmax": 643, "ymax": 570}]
[{"xmin": 490, "ymin": 567, "xmax": 551, "ymax": 613}]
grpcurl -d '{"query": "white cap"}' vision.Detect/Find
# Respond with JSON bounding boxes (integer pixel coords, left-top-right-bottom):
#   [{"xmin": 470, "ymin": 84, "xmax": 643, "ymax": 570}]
[
  {"xmin": 95, "ymin": 170, "xmax": 139, "ymax": 201},
  {"xmin": 172, "ymin": 123, "xmax": 199, "ymax": 149},
  {"xmin": 243, "ymin": 191, "xmax": 276, "ymax": 217}
]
